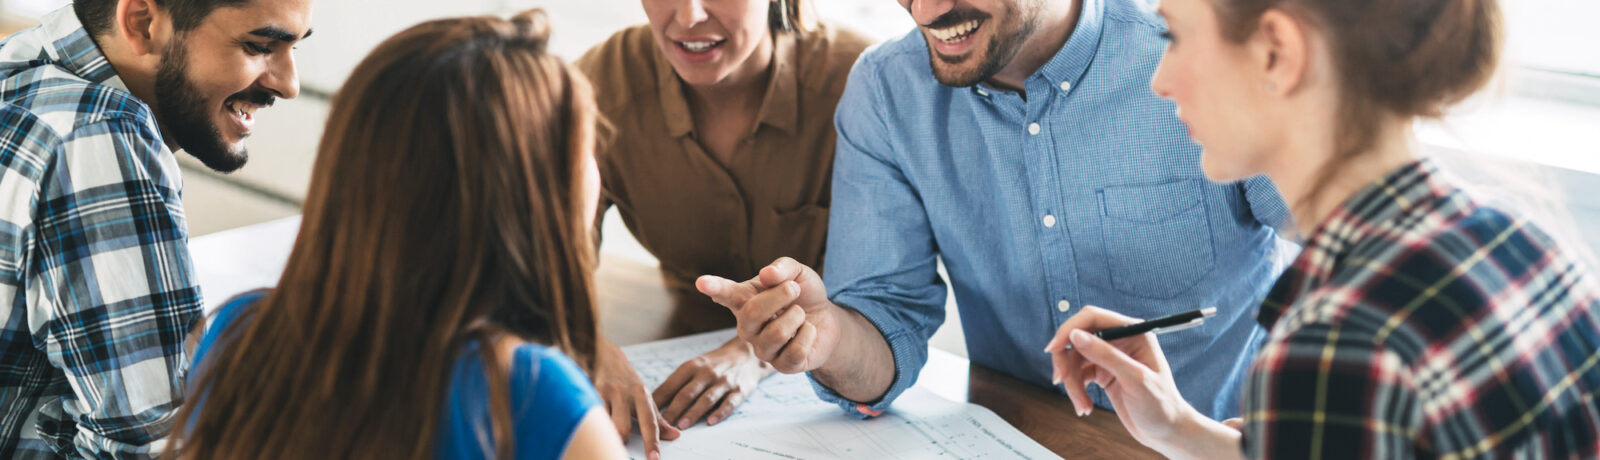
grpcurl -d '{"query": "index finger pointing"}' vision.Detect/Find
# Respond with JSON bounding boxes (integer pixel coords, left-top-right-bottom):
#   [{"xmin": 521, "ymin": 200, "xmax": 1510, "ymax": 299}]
[{"xmin": 696, "ymin": 275, "xmax": 761, "ymax": 311}]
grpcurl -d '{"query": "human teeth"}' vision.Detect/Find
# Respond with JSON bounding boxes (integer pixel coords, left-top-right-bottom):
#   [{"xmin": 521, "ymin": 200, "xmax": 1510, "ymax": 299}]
[
  {"xmin": 680, "ymin": 40, "xmax": 717, "ymax": 52},
  {"xmin": 225, "ymin": 101, "xmax": 256, "ymax": 117},
  {"xmin": 928, "ymin": 19, "xmax": 981, "ymax": 43}
]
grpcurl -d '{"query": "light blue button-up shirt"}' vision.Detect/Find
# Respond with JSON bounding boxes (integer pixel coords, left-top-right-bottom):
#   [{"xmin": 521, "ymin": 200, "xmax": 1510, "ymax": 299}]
[{"xmin": 811, "ymin": 0, "xmax": 1298, "ymax": 420}]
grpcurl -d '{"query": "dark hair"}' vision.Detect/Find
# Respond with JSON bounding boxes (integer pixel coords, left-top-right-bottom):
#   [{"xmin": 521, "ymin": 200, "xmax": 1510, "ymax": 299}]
[
  {"xmin": 169, "ymin": 9, "xmax": 602, "ymax": 460},
  {"xmin": 75, "ymin": 0, "xmax": 250, "ymax": 37},
  {"xmin": 1210, "ymin": 0, "xmax": 1503, "ymax": 216},
  {"xmin": 769, "ymin": 0, "xmax": 811, "ymax": 33}
]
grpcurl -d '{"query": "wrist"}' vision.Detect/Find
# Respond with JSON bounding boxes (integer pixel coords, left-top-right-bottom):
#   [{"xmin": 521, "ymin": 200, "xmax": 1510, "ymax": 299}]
[
  {"xmin": 813, "ymin": 305, "xmax": 895, "ymax": 404},
  {"xmin": 1160, "ymin": 409, "xmax": 1243, "ymax": 460},
  {"xmin": 813, "ymin": 303, "xmax": 856, "ymax": 377},
  {"xmin": 724, "ymin": 338, "xmax": 775, "ymax": 371}
]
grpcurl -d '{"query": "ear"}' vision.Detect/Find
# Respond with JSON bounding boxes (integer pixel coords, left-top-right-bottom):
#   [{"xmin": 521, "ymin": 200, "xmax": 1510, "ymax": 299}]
[
  {"xmin": 1252, "ymin": 9, "xmax": 1309, "ymax": 96},
  {"xmin": 114, "ymin": 0, "xmax": 171, "ymax": 56}
]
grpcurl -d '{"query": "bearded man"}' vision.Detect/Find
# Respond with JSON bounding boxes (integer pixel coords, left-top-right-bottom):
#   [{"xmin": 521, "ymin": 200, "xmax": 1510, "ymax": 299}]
[
  {"xmin": 696, "ymin": 0, "xmax": 1300, "ymax": 424},
  {"xmin": 0, "ymin": 0, "xmax": 311, "ymax": 457}
]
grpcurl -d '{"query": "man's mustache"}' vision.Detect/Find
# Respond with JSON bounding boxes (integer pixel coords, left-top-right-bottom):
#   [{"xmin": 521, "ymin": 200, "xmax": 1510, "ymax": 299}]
[{"xmin": 226, "ymin": 89, "xmax": 277, "ymax": 108}]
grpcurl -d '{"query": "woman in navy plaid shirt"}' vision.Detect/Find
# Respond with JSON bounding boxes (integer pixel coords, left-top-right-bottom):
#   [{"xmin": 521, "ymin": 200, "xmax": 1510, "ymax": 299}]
[{"xmin": 1046, "ymin": 0, "xmax": 1600, "ymax": 458}]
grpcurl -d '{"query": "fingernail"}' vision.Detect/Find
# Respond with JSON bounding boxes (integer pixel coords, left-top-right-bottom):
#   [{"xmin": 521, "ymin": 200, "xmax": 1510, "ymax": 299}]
[
  {"xmin": 678, "ymin": 419, "xmax": 689, "ymax": 429},
  {"xmin": 1070, "ymin": 329, "xmax": 1092, "ymax": 349},
  {"xmin": 785, "ymin": 282, "xmax": 799, "ymax": 296},
  {"xmin": 1052, "ymin": 375, "xmax": 1061, "ymax": 385},
  {"xmin": 707, "ymin": 416, "xmax": 721, "ymax": 425},
  {"xmin": 650, "ymin": 451, "xmax": 660, "ymax": 460}
]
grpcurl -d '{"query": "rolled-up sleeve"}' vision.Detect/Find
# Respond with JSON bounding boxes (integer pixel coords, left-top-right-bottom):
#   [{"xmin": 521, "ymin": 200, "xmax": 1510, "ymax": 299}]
[{"xmin": 808, "ymin": 55, "xmax": 949, "ymax": 418}]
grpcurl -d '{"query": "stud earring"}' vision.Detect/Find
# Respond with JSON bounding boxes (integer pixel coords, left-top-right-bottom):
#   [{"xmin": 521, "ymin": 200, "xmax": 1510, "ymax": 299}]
[{"xmin": 777, "ymin": 0, "xmax": 792, "ymax": 31}]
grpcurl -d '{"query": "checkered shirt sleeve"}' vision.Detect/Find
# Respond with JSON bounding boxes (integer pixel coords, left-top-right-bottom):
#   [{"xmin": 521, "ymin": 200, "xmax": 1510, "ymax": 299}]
[{"xmin": 1242, "ymin": 160, "xmax": 1600, "ymax": 459}]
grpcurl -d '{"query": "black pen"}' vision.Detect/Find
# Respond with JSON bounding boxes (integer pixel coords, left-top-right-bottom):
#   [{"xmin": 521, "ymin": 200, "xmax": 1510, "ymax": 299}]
[{"xmin": 1061, "ymin": 307, "xmax": 1217, "ymax": 350}]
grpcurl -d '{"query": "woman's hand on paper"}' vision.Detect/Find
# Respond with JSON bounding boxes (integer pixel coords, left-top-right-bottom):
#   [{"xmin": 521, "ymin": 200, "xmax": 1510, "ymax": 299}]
[
  {"xmin": 594, "ymin": 338, "xmax": 680, "ymax": 460},
  {"xmin": 652, "ymin": 337, "xmax": 775, "ymax": 429}
]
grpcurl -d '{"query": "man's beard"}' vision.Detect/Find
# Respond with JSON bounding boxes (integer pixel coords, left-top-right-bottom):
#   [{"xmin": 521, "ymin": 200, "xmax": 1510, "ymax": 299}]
[
  {"xmin": 153, "ymin": 40, "xmax": 273, "ymax": 173},
  {"xmin": 927, "ymin": 7, "xmax": 1042, "ymax": 88}
]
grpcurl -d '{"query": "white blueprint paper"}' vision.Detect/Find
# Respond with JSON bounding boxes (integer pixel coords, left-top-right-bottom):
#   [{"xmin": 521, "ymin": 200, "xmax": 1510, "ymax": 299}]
[{"xmin": 622, "ymin": 329, "xmax": 1061, "ymax": 459}]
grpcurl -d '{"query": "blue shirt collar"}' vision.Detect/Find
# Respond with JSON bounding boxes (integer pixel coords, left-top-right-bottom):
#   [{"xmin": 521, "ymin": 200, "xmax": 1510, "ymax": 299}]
[{"xmin": 974, "ymin": 0, "xmax": 1105, "ymax": 97}]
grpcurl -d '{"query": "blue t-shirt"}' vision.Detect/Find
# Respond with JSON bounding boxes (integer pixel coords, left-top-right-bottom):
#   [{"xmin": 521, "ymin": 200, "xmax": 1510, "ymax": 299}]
[{"xmin": 191, "ymin": 291, "xmax": 602, "ymax": 460}]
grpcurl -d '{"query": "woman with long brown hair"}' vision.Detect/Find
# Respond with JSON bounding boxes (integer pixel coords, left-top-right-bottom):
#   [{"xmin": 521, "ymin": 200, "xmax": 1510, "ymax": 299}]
[
  {"xmin": 169, "ymin": 10, "xmax": 625, "ymax": 460},
  {"xmin": 1046, "ymin": 0, "xmax": 1600, "ymax": 457}
]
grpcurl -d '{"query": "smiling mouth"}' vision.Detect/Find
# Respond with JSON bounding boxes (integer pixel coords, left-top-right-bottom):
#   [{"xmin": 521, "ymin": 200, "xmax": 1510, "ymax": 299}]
[
  {"xmin": 677, "ymin": 39, "xmax": 726, "ymax": 53},
  {"xmin": 225, "ymin": 100, "xmax": 259, "ymax": 118},
  {"xmin": 223, "ymin": 99, "xmax": 263, "ymax": 133},
  {"xmin": 927, "ymin": 19, "xmax": 983, "ymax": 44}
]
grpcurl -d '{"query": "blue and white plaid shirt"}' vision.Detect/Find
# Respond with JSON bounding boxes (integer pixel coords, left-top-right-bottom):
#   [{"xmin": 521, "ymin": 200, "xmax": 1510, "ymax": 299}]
[{"xmin": 0, "ymin": 7, "xmax": 201, "ymax": 459}]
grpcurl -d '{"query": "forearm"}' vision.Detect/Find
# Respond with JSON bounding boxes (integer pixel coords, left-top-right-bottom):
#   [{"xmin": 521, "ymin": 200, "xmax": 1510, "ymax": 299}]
[
  {"xmin": 811, "ymin": 306, "xmax": 895, "ymax": 403},
  {"xmin": 1162, "ymin": 411, "xmax": 1245, "ymax": 460}
]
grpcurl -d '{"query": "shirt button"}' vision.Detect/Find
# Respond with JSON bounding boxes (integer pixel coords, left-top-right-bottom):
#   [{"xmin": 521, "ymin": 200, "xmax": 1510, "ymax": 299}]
[
  {"xmin": 1042, "ymin": 214, "xmax": 1056, "ymax": 228},
  {"xmin": 1059, "ymin": 81, "xmax": 1072, "ymax": 91},
  {"xmin": 1028, "ymin": 123, "xmax": 1041, "ymax": 135},
  {"xmin": 1057, "ymin": 300, "xmax": 1071, "ymax": 312}
]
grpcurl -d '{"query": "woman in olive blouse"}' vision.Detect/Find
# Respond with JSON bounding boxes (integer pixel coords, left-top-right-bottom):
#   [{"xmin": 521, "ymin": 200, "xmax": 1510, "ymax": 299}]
[{"xmin": 573, "ymin": 0, "xmax": 871, "ymax": 457}]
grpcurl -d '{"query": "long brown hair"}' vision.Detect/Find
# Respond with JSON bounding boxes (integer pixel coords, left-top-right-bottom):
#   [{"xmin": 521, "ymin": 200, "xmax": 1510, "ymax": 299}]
[
  {"xmin": 1209, "ymin": 0, "xmax": 1503, "ymax": 219},
  {"xmin": 769, "ymin": 0, "xmax": 815, "ymax": 33},
  {"xmin": 169, "ymin": 9, "xmax": 601, "ymax": 459}
]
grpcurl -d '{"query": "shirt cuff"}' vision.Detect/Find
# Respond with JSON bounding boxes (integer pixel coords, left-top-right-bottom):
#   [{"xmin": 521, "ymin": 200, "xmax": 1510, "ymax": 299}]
[{"xmin": 805, "ymin": 302, "xmax": 929, "ymax": 419}]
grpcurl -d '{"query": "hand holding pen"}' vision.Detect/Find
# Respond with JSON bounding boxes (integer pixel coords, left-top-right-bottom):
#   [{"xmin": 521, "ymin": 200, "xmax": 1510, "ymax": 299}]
[
  {"xmin": 1059, "ymin": 307, "xmax": 1216, "ymax": 350},
  {"xmin": 1044, "ymin": 305, "xmax": 1226, "ymax": 455}
]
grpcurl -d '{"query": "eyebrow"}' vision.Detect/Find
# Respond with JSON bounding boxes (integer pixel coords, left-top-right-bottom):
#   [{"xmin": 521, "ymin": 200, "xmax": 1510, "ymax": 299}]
[{"xmin": 249, "ymin": 26, "xmax": 313, "ymax": 42}]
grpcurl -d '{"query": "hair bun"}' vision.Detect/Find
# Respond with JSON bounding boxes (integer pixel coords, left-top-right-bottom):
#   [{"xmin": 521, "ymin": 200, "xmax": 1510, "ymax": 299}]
[{"xmin": 510, "ymin": 8, "xmax": 552, "ymax": 53}]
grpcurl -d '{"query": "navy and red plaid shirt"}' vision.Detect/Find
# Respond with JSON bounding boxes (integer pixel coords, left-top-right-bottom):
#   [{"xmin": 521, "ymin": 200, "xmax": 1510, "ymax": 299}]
[{"xmin": 1242, "ymin": 159, "xmax": 1600, "ymax": 459}]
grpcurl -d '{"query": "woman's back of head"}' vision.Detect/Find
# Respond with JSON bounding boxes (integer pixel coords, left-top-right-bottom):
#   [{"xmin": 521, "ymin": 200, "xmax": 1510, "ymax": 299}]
[
  {"xmin": 172, "ymin": 9, "xmax": 603, "ymax": 460},
  {"xmin": 1211, "ymin": 0, "xmax": 1503, "ymax": 126}
]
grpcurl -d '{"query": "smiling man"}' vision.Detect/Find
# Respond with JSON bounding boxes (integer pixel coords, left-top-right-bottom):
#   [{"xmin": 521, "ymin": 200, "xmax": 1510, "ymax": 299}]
[
  {"xmin": 0, "ymin": 0, "xmax": 309, "ymax": 458},
  {"xmin": 698, "ymin": 0, "xmax": 1299, "ymax": 424}
]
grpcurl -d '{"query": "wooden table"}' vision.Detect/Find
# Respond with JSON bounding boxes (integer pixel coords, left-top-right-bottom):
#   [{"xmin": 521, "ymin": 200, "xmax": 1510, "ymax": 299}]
[{"xmin": 192, "ymin": 216, "xmax": 1162, "ymax": 459}]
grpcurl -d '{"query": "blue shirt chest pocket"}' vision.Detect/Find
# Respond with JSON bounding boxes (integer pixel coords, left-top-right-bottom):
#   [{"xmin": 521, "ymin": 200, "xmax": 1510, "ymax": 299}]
[{"xmin": 1096, "ymin": 179, "xmax": 1218, "ymax": 299}]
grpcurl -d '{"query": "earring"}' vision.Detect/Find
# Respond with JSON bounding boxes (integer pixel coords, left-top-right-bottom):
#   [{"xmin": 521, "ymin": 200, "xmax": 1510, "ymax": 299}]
[{"xmin": 777, "ymin": 0, "xmax": 792, "ymax": 31}]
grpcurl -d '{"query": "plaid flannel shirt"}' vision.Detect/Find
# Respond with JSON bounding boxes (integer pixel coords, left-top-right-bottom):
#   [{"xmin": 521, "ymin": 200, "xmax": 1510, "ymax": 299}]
[
  {"xmin": 1243, "ymin": 159, "xmax": 1600, "ymax": 459},
  {"xmin": 0, "ymin": 7, "xmax": 201, "ymax": 459}
]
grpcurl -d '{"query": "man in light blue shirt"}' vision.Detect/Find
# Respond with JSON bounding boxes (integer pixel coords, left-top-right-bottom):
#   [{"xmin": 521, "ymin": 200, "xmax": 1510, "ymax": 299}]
[{"xmin": 696, "ymin": 0, "xmax": 1295, "ymax": 420}]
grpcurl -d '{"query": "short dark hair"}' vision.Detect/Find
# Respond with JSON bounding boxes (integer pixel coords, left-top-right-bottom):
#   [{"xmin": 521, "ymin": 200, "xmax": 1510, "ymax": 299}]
[{"xmin": 74, "ymin": 0, "xmax": 251, "ymax": 37}]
